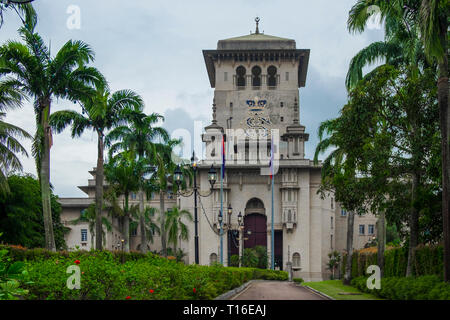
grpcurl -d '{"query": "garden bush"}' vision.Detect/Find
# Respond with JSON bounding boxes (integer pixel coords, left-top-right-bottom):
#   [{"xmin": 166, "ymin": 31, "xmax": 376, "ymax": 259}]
[
  {"xmin": 351, "ymin": 275, "xmax": 450, "ymax": 300},
  {"xmin": 0, "ymin": 246, "xmax": 288, "ymax": 300},
  {"xmin": 342, "ymin": 245, "xmax": 443, "ymax": 279}
]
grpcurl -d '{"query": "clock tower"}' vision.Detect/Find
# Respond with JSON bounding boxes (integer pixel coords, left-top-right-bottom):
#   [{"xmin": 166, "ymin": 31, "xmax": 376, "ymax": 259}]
[{"xmin": 202, "ymin": 17, "xmax": 310, "ymax": 160}]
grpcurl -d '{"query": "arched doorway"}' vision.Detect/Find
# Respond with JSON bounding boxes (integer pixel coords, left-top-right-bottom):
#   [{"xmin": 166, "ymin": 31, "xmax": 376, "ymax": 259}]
[
  {"xmin": 244, "ymin": 213, "xmax": 267, "ymax": 248},
  {"xmin": 244, "ymin": 198, "xmax": 267, "ymax": 249}
]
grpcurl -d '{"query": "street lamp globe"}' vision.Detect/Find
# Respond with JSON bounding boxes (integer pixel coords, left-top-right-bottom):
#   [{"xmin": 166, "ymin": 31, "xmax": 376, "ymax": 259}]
[
  {"xmin": 237, "ymin": 211, "xmax": 243, "ymax": 225},
  {"xmin": 208, "ymin": 165, "xmax": 217, "ymax": 187},
  {"xmin": 174, "ymin": 165, "xmax": 182, "ymax": 187},
  {"xmin": 227, "ymin": 204, "xmax": 232, "ymax": 216}
]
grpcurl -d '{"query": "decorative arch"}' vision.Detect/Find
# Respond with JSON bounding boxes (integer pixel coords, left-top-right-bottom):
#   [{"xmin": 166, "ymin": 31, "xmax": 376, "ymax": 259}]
[
  {"xmin": 245, "ymin": 198, "xmax": 265, "ymax": 215},
  {"xmin": 209, "ymin": 253, "xmax": 218, "ymax": 265},
  {"xmin": 251, "ymin": 66, "xmax": 262, "ymax": 87},
  {"xmin": 292, "ymin": 252, "xmax": 301, "ymax": 268},
  {"xmin": 267, "ymin": 65, "xmax": 277, "ymax": 87},
  {"xmin": 236, "ymin": 66, "xmax": 246, "ymax": 87}
]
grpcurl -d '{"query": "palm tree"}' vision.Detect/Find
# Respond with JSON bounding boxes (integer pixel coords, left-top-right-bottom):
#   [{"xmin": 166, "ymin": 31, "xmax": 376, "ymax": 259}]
[
  {"xmin": 314, "ymin": 119, "xmax": 357, "ymax": 284},
  {"xmin": 49, "ymin": 87, "xmax": 144, "ymax": 250},
  {"xmin": 164, "ymin": 207, "xmax": 192, "ymax": 252},
  {"xmin": 149, "ymin": 139, "xmax": 189, "ymax": 257},
  {"xmin": 347, "ymin": 0, "xmax": 449, "ymax": 280},
  {"xmin": 131, "ymin": 206, "xmax": 161, "ymax": 251},
  {"xmin": 104, "ymin": 151, "xmax": 153, "ymax": 252},
  {"xmin": 106, "ymin": 111, "xmax": 169, "ymax": 253},
  {"xmin": 0, "ymin": 1, "xmax": 35, "ymax": 29},
  {"xmin": 69, "ymin": 203, "xmax": 112, "ymax": 248},
  {"xmin": 0, "ymin": 112, "xmax": 31, "ymax": 194},
  {"xmin": 0, "ymin": 18, "xmax": 104, "ymax": 251}
]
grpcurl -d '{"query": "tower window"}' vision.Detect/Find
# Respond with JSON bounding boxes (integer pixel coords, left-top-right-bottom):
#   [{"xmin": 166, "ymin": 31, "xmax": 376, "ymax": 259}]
[
  {"xmin": 280, "ymin": 102, "xmax": 284, "ymax": 107},
  {"xmin": 280, "ymin": 116, "xmax": 284, "ymax": 122},
  {"xmin": 251, "ymin": 66, "xmax": 262, "ymax": 87},
  {"xmin": 224, "ymin": 72, "xmax": 228, "ymax": 81},
  {"xmin": 236, "ymin": 66, "xmax": 246, "ymax": 87},
  {"xmin": 230, "ymin": 102, "xmax": 233, "ymax": 108},
  {"xmin": 267, "ymin": 66, "xmax": 277, "ymax": 87},
  {"xmin": 285, "ymin": 72, "xmax": 289, "ymax": 81},
  {"xmin": 81, "ymin": 229, "xmax": 87, "ymax": 242}
]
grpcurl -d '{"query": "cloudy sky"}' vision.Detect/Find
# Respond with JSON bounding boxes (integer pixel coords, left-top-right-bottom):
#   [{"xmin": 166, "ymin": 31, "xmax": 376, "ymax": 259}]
[{"xmin": 1, "ymin": 0, "xmax": 383, "ymax": 197}]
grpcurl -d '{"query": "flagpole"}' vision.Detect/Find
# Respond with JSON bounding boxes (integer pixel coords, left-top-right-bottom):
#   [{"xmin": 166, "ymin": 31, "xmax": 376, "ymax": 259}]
[
  {"xmin": 270, "ymin": 134, "xmax": 275, "ymax": 270},
  {"xmin": 220, "ymin": 136, "xmax": 224, "ymax": 265},
  {"xmin": 271, "ymin": 170, "xmax": 274, "ymax": 270}
]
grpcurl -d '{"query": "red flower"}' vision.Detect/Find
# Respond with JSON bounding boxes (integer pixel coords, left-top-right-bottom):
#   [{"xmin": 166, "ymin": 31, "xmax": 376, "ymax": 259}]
[
  {"xmin": 126, "ymin": 296, "xmax": 131, "ymax": 300},
  {"xmin": 82, "ymin": 272, "xmax": 85, "ymax": 275},
  {"xmin": 149, "ymin": 289, "xmax": 154, "ymax": 294},
  {"xmin": 74, "ymin": 260, "xmax": 80, "ymax": 265},
  {"xmin": 193, "ymin": 288, "xmax": 196, "ymax": 293}
]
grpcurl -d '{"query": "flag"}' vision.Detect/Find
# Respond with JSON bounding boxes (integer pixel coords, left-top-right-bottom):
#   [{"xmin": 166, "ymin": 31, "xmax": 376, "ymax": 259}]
[
  {"xmin": 221, "ymin": 134, "xmax": 225, "ymax": 179},
  {"xmin": 269, "ymin": 135, "xmax": 274, "ymax": 179}
]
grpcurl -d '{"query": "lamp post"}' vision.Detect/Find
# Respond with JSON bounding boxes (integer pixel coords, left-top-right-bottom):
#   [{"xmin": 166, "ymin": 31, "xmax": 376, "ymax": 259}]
[
  {"xmin": 174, "ymin": 151, "xmax": 217, "ymax": 265},
  {"xmin": 120, "ymin": 239, "xmax": 125, "ymax": 263}
]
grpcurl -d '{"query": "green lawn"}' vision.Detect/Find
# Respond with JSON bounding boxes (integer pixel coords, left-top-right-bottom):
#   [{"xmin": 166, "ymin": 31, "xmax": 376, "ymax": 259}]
[{"xmin": 303, "ymin": 280, "xmax": 383, "ymax": 300}]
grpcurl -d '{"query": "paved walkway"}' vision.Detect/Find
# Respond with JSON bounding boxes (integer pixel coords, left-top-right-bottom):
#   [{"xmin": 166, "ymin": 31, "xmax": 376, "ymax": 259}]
[{"xmin": 230, "ymin": 281, "xmax": 329, "ymax": 300}]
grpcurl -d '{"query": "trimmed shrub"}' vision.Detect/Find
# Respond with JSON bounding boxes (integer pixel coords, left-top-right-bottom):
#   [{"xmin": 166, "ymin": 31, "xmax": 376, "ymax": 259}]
[
  {"xmin": 293, "ymin": 278, "xmax": 304, "ymax": 284},
  {"xmin": 1, "ymin": 246, "xmax": 288, "ymax": 300},
  {"xmin": 351, "ymin": 275, "xmax": 450, "ymax": 300}
]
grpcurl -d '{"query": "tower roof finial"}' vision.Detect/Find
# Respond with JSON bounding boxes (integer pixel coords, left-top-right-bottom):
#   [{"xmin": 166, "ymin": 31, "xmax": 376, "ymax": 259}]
[{"xmin": 255, "ymin": 17, "xmax": 260, "ymax": 34}]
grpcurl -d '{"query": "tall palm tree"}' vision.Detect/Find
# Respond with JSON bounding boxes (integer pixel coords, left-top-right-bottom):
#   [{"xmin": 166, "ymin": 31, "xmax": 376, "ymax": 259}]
[
  {"xmin": 164, "ymin": 207, "xmax": 192, "ymax": 252},
  {"xmin": 0, "ymin": 1, "xmax": 35, "ymax": 29},
  {"xmin": 49, "ymin": 87, "xmax": 144, "ymax": 250},
  {"xmin": 0, "ymin": 18, "xmax": 104, "ymax": 251},
  {"xmin": 69, "ymin": 203, "xmax": 112, "ymax": 248},
  {"xmin": 149, "ymin": 139, "xmax": 188, "ymax": 257},
  {"xmin": 106, "ymin": 111, "xmax": 169, "ymax": 253},
  {"xmin": 104, "ymin": 151, "xmax": 153, "ymax": 252}
]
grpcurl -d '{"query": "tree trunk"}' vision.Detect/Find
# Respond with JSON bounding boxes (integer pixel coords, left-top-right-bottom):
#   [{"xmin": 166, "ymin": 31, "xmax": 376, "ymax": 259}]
[
  {"xmin": 343, "ymin": 210, "xmax": 355, "ymax": 285},
  {"xmin": 437, "ymin": 32, "xmax": 450, "ymax": 281},
  {"xmin": 377, "ymin": 211, "xmax": 386, "ymax": 278},
  {"xmin": 406, "ymin": 172, "xmax": 420, "ymax": 277},
  {"xmin": 160, "ymin": 189, "xmax": 167, "ymax": 257},
  {"xmin": 123, "ymin": 193, "xmax": 130, "ymax": 252},
  {"xmin": 40, "ymin": 102, "xmax": 56, "ymax": 251},
  {"xmin": 95, "ymin": 132, "xmax": 104, "ymax": 251},
  {"xmin": 139, "ymin": 189, "xmax": 147, "ymax": 253}
]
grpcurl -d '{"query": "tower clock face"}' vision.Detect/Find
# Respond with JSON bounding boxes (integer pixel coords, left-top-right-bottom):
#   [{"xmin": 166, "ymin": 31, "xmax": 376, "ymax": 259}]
[{"xmin": 244, "ymin": 97, "xmax": 271, "ymax": 138}]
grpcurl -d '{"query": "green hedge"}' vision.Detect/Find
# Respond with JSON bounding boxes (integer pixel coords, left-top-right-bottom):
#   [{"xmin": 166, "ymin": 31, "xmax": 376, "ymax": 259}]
[
  {"xmin": 342, "ymin": 245, "xmax": 443, "ymax": 279},
  {"xmin": 351, "ymin": 275, "xmax": 450, "ymax": 300},
  {"xmin": 1, "ymin": 246, "xmax": 288, "ymax": 300}
]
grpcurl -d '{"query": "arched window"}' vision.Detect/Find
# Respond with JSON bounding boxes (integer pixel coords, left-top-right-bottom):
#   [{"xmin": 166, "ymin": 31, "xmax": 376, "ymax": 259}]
[
  {"xmin": 288, "ymin": 210, "xmax": 292, "ymax": 222},
  {"xmin": 236, "ymin": 66, "xmax": 246, "ymax": 87},
  {"xmin": 267, "ymin": 66, "xmax": 277, "ymax": 87},
  {"xmin": 251, "ymin": 66, "xmax": 261, "ymax": 87},
  {"xmin": 293, "ymin": 252, "xmax": 301, "ymax": 268},
  {"xmin": 209, "ymin": 253, "xmax": 218, "ymax": 265}
]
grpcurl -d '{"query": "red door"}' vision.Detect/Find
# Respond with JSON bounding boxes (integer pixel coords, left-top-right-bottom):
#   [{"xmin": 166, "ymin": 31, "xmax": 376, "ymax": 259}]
[{"xmin": 244, "ymin": 213, "xmax": 267, "ymax": 249}]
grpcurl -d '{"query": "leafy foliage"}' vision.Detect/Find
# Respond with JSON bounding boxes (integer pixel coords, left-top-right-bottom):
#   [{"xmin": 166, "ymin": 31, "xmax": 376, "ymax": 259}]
[{"xmin": 0, "ymin": 175, "xmax": 67, "ymax": 249}]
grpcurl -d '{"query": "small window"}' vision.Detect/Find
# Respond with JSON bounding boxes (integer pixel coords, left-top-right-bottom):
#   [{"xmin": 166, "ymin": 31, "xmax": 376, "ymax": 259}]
[
  {"xmin": 280, "ymin": 102, "xmax": 284, "ymax": 107},
  {"xmin": 280, "ymin": 116, "xmax": 284, "ymax": 122},
  {"xmin": 285, "ymin": 72, "xmax": 289, "ymax": 81},
  {"xmin": 224, "ymin": 72, "xmax": 228, "ymax": 81},
  {"xmin": 230, "ymin": 102, "xmax": 233, "ymax": 108},
  {"xmin": 210, "ymin": 253, "xmax": 218, "ymax": 266},
  {"xmin": 331, "ymin": 216, "xmax": 334, "ymax": 229},
  {"xmin": 331, "ymin": 197, "xmax": 334, "ymax": 210},
  {"xmin": 131, "ymin": 226, "xmax": 137, "ymax": 237},
  {"xmin": 81, "ymin": 229, "xmax": 87, "ymax": 242},
  {"xmin": 293, "ymin": 253, "xmax": 301, "ymax": 267},
  {"xmin": 341, "ymin": 209, "xmax": 347, "ymax": 217},
  {"xmin": 131, "ymin": 192, "xmax": 137, "ymax": 200},
  {"xmin": 359, "ymin": 225, "xmax": 365, "ymax": 235},
  {"xmin": 331, "ymin": 235, "xmax": 333, "ymax": 249},
  {"xmin": 236, "ymin": 66, "xmax": 246, "ymax": 87},
  {"xmin": 251, "ymin": 66, "xmax": 262, "ymax": 87},
  {"xmin": 267, "ymin": 66, "xmax": 277, "ymax": 87},
  {"xmin": 368, "ymin": 224, "xmax": 375, "ymax": 235}
]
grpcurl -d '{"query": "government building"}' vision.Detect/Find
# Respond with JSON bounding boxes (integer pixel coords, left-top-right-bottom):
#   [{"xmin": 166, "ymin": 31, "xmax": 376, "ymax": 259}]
[{"xmin": 59, "ymin": 21, "xmax": 377, "ymax": 282}]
